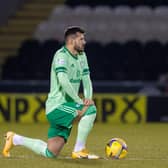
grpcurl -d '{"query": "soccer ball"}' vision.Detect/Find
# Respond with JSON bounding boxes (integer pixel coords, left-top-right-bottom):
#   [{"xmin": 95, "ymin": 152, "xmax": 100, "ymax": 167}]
[{"xmin": 105, "ymin": 138, "xmax": 128, "ymax": 159}]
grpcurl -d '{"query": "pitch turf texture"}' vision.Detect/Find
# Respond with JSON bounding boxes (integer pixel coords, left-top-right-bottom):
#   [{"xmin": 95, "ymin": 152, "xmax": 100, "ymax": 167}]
[{"xmin": 0, "ymin": 123, "xmax": 168, "ymax": 168}]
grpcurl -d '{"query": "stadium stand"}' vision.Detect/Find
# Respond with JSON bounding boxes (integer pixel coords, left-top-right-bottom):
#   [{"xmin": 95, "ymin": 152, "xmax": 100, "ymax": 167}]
[
  {"xmin": 0, "ymin": 0, "xmax": 63, "ymax": 76},
  {"xmin": 33, "ymin": 5, "xmax": 168, "ymax": 43},
  {"xmin": 1, "ymin": 2, "xmax": 168, "ymax": 81},
  {"xmin": 2, "ymin": 39, "xmax": 168, "ymax": 81},
  {"xmin": 65, "ymin": 0, "xmax": 168, "ymax": 8}
]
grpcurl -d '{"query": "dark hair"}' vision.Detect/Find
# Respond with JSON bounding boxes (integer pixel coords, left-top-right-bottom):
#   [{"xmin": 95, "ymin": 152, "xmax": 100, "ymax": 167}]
[{"xmin": 64, "ymin": 26, "xmax": 85, "ymax": 40}]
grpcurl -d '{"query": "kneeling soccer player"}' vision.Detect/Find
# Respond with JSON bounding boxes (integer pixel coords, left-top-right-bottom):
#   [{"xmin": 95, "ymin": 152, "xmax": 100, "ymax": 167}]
[{"xmin": 2, "ymin": 26, "xmax": 99, "ymax": 159}]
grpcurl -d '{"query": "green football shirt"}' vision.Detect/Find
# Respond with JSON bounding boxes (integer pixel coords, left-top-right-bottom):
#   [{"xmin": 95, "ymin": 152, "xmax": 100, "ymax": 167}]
[{"xmin": 46, "ymin": 46, "xmax": 90, "ymax": 114}]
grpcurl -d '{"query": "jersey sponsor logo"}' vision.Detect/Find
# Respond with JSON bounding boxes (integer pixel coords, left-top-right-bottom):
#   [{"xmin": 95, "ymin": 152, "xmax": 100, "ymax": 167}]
[{"xmin": 70, "ymin": 79, "xmax": 81, "ymax": 83}]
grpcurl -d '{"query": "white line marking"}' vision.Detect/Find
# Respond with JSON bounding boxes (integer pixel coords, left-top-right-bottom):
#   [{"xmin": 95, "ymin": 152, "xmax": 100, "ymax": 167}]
[{"xmin": 0, "ymin": 155, "xmax": 168, "ymax": 161}]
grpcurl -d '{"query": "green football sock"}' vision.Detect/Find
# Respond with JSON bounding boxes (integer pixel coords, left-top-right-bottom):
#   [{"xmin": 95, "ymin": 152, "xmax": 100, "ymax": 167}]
[
  {"xmin": 45, "ymin": 148, "xmax": 56, "ymax": 158},
  {"xmin": 13, "ymin": 135, "xmax": 56, "ymax": 158},
  {"xmin": 74, "ymin": 111, "xmax": 96, "ymax": 152},
  {"xmin": 21, "ymin": 137, "xmax": 48, "ymax": 157},
  {"xmin": 78, "ymin": 114, "xmax": 96, "ymax": 142}
]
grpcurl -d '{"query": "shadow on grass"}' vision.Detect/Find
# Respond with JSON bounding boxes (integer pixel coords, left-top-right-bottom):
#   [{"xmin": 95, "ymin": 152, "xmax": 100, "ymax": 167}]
[{"xmin": 54, "ymin": 157, "xmax": 107, "ymax": 166}]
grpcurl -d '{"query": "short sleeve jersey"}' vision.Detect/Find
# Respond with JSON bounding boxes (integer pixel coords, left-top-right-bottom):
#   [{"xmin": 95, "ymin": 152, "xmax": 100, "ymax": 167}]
[{"xmin": 45, "ymin": 46, "xmax": 90, "ymax": 114}]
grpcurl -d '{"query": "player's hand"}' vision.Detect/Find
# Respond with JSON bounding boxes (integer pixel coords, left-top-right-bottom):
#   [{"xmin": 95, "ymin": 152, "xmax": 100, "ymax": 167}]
[
  {"xmin": 75, "ymin": 106, "xmax": 89, "ymax": 121},
  {"xmin": 83, "ymin": 99, "xmax": 94, "ymax": 106}
]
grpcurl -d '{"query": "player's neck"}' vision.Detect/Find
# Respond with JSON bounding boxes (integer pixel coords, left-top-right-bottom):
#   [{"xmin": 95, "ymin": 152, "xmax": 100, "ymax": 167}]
[{"xmin": 65, "ymin": 45, "xmax": 78, "ymax": 57}]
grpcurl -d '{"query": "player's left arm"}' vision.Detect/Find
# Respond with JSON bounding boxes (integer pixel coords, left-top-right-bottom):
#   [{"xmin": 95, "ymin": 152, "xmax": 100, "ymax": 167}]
[
  {"xmin": 82, "ymin": 74, "xmax": 92, "ymax": 98},
  {"xmin": 82, "ymin": 53, "xmax": 94, "ymax": 106}
]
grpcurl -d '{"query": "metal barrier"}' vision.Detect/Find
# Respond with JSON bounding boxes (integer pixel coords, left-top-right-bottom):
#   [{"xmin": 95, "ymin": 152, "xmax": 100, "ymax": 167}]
[
  {"xmin": 0, "ymin": 80, "xmax": 167, "ymax": 123},
  {"xmin": 0, "ymin": 0, "xmax": 26, "ymax": 25},
  {"xmin": 0, "ymin": 80, "xmax": 165, "ymax": 93}
]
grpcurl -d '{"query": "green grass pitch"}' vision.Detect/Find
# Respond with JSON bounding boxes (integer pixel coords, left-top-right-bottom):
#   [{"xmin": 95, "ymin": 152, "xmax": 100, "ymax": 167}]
[{"xmin": 0, "ymin": 123, "xmax": 168, "ymax": 168}]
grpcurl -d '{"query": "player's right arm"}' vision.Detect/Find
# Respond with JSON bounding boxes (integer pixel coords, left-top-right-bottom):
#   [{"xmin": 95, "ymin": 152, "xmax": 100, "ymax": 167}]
[
  {"xmin": 57, "ymin": 72, "xmax": 83, "ymax": 104},
  {"xmin": 74, "ymin": 105, "xmax": 89, "ymax": 121},
  {"xmin": 54, "ymin": 52, "xmax": 83, "ymax": 104},
  {"xmin": 77, "ymin": 105, "xmax": 88, "ymax": 117}
]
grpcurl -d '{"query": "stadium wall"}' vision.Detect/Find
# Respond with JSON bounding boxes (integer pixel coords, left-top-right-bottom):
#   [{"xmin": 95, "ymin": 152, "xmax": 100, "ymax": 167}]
[
  {"xmin": 0, "ymin": 0, "xmax": 26, "ymax": 26},
  {"xmin": 0, "ymin": 81, "xmax": 167, "ymax": 123}
]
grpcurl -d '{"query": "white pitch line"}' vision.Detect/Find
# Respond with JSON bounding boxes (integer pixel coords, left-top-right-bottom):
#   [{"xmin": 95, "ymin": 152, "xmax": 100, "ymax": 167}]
[
  {"xmin": 127, "ymin": 158, "xmax": 168, "ymax": 161},
  {"xmin": 59, "ymin": 156, "xmax": 109, "ymax": 160},
  {"xmin": 0, "ymin": 155, "xmax": 168, "ymax": 161}
]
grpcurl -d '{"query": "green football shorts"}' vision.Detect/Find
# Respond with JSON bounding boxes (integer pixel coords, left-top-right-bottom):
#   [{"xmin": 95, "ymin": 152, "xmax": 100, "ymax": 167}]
[{"xmin": 46, "ymin": 102, "xmax": 83, "ymax": 142}]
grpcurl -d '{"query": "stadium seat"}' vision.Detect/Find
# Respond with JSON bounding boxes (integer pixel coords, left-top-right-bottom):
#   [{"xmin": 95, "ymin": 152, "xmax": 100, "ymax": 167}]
[
  {"xmin": 143, "ymin": 40, "xmax": 164, "ymax": 80},
  {"xmin": 2, "ymin": 38, "xmax": 168, "ymax": 81},
  {"xmin": 49, "ymin": 5, "xmax": 73, "ymax": 21},
  {"xmin": 65, "ymin": 0, "xmax": 168, "ymax": 8}
]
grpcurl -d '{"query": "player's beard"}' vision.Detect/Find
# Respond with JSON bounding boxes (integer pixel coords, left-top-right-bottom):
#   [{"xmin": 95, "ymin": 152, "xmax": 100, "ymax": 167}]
[{"xmin": 74, "ymin": 44, "xmax": 85, "ymax": 53}]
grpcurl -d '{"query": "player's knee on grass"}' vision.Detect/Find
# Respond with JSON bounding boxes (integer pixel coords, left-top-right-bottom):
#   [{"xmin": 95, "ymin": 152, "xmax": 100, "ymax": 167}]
[
  {"xmin": 47, "ymin": 136, "xmax": 65, "ymax": 157},
  {"xmin": 45, "ymin": 148, "xmax": 56, "ymax": 158}
]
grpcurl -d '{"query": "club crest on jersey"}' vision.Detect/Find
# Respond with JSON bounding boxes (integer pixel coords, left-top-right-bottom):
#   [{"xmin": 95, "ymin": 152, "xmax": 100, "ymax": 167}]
[
  {"xmin": 80, "ymin": 61, "xmax": 85, "ymax": 67},
  {"xmin": 71, "ymin": 64, "xmax": 74, "ymax": 68}
]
